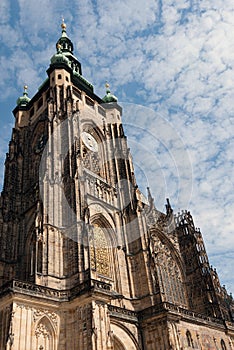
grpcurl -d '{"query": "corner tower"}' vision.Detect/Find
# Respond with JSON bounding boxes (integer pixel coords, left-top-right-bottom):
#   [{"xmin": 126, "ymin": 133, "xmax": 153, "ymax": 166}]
[{"xmin": 0, "ymin": 22, "xmax": 151, "ymax": 350}]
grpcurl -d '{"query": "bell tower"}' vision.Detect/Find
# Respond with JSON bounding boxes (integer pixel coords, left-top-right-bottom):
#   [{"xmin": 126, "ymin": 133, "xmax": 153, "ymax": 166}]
[
  {"xmin": 0, "ymin": 21, "xmax": 234, "ymax": 350},
  {"xmin": 0, "ymin": 21, "xmax": 152, "ymax": 350}
]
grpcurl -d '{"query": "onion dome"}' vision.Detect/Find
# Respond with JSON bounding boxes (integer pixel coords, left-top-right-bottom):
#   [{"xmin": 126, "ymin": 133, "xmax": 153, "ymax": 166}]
[
  {"xmin": 50, "ymin": 43, "xmax": 70, "ymax": 65},
  {"xmin": 17, "ymin": 85, "xmax": 31, "ymax": 106},
  {"xmin": 102, "ymin": 83, "xmax": 118, "ymax": 103}
]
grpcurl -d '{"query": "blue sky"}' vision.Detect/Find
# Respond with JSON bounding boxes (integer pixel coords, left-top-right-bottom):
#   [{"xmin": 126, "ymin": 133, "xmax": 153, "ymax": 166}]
[{"xmin": 0, "ymin": 0, "xmax": 234, "ymax": 293}]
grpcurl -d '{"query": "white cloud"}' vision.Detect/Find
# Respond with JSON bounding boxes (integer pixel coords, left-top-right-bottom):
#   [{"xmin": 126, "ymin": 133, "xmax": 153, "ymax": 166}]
[{"xmin": 0, "ymin": 0, "xmax": 10, "ymax": 24}]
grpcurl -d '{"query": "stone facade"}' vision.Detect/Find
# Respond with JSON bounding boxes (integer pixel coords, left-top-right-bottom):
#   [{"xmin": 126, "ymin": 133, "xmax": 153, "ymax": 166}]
[{"xmin": 0, "ymin": 22, "xmax": 234, "ymax": 350}]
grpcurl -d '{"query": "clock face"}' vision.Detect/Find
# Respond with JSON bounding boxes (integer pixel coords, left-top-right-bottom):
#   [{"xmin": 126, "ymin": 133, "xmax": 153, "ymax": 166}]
[{"xmin": 81, "ymin": 132, "xmax": 98, "ymax": 152}]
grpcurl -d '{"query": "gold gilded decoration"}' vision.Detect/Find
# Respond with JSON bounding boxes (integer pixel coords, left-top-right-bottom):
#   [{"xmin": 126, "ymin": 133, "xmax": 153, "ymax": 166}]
[
  {"xmin": 90, "ymin": 224, "xmax": 111, "ymax": 277},
  {"xmin": 61, "ymin": 18, "xmax": 66, "ymax": 30}
]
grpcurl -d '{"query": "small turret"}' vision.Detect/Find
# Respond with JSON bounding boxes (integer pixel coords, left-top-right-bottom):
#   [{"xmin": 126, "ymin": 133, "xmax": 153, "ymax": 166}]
[
  {"xmin": 102, "ymin": 83, "xmax": 118, "ymax": 103},
  {"xmin": 165, "ymin": 198, "xmax": 173, "ymax": 216},
  {"xmin": 56, "ymin": 19, "xmax": 74, "ymax": 54},
  {"xmin": 50, "ymin": 43, "xmax": 70, "ymax": 66},
  {"xmin": 49, "ymin": 20, "xmax": 82, "ymax": 76},
  {"xmin": 16, "ymin": 85, "xmax": 31, "ymax": 107}
]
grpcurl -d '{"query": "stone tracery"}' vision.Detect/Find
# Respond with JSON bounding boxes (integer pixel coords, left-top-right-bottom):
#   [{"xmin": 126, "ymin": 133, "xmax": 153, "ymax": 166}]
[{"xmin": 151, "ymin": 232, "xmax": 187, "ymax": 307}]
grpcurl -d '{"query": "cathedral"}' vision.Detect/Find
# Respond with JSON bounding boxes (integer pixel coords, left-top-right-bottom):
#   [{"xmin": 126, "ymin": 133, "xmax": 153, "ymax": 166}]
[{"xmin": 0, "ymin": 21, "xmax": 234, "ymax": 350}]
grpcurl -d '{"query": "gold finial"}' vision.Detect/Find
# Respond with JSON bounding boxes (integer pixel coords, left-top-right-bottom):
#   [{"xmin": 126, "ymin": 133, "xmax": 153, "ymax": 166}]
[
  {"xmin": 61, "ymin": 18, "xmax": 66, "ymax": 30},
  {"xmin": 105, "ymin": 82, "xmax": 110, "ymax": 89},
  {"xmin": 24, "ymin": 85, "xmax": 28, "ymax": 92}
]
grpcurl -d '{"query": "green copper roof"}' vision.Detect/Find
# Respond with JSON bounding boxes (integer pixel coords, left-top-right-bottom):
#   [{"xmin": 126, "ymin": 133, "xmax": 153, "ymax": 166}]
[
  {"xmin": 50, "ymin": 45, "xmax": 70, "ymax": 66},
  {"xmin": 50, "ymin": 20, "xmax": 82, "ymax": 76},
  {"xmin": 17, "ymin": 86, "xmax": 31, "ymax": 106},
  {"xmin": 102, "ymin": 83, "xmax": 118, "ymax": 103},
  {"xmin": 73, "ymin": 70, "xmax": 93, "ymax": 90}
]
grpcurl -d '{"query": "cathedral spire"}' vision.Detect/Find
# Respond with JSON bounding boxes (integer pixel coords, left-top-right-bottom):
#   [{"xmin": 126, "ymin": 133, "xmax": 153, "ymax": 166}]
[{"xmin": 165, "ymin": 198, "xmax": 173, "ymax": 215}]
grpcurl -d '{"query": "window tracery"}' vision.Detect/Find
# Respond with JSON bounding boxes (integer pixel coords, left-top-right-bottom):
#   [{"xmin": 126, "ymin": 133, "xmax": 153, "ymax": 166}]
[
  {"xmin": 34, "ymin": 317, "xmax": 55, "ymax": 350},
  {"xmin": 37, "ymin": 240, "xmax": 43, "ymax": 273},
  {"xmin": 29, "ymin": 233, "xmax": 36, "ymax": 277},
  {"xmin": 80, "ymin": 126, "xmax": 107, "ymax": 178},
  {"xmin": 83, "ymin": 146, "xmax": 101, "ymax": 175},
  {"xmin": 152, "ymin": 233, "xmax": 187, "ymax": 306},
  {"xmin": 35, "ymin": 323, "xmax": 50, "ymax": 338},
  {"xmin": 90, "ymin": 224, "xmax": 111, "ymax": 277}
]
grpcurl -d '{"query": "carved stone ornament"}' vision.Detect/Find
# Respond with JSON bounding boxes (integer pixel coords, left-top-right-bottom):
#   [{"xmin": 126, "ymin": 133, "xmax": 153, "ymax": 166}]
[
  {"xmin": 35, "ymin": 323, "xmax": 50, "ymax": 338},
  {"xmin": 33, "ymin": 309, "xmax": 58, "ymax": 328}
]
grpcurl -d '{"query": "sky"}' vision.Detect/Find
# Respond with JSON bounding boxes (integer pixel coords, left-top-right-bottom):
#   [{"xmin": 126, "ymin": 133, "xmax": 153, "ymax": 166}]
[{"xmin": 0, "ymin": 0, "xmax": 234, "ymax": 293}]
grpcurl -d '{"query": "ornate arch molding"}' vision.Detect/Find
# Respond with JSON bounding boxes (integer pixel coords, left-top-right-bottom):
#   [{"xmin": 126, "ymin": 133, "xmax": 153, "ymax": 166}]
[
  {"xmin": 24, "ymin": 227, "xmax": 37, "ymax": 280},
  {"xmin": 89, "ymin": 203, "xmax": 117, "ymax": 236},
  {"xmin": 111, "ymin": 321, "xmax": 140, "ymax": 350},
  {"xmin": 152, "ymin": 229, "xmax": 186, "ymax": 277},
  {"xmin": 33, "ymin": 315, "xmax": 57, "ymax": 350},
  {"xmin": 81, "ymin": 120, "xmax": 105, "ymax": 142},
  {"xmin": 90, "ymin": 212, "xmax": 117, "ymax": 247},
  {"xmin": 24, "ymin": 217, "xmax": 44, "ymax": 281},
  {"xmin": 113, "ymin": 335, "xmax": 126, "ymax": 350},
  {"xmin": 150, "ymin": 228, "xmax": 188, "ymax": 307},
  {"xmin": 80, "ymin": 122, "xmax": 107, "ymax": 178},
  {"xmin": 89, "ymin": 213, "xmax": 117, "ymax": 279}
]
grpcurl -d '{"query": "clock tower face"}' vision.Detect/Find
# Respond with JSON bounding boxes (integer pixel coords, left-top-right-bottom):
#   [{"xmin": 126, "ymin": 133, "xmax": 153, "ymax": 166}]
[{"xmin": 81, "ymin": 131, "xmax": 98, "ymax": 152}]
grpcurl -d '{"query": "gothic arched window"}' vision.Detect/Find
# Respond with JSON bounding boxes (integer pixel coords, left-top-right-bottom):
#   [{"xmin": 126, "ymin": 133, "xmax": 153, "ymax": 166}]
[
  {"xmin": 37, "ymin": 240, "xmax": 43, "ymax": 273},
  {"xmin": 29, "ymin": 233, "xmax": 36, "ymax": 277},
  {"xmin": 186, "ymin": 330, "xmax": 194, "ymax": 348},
  {"xmin": 152, "ymin": 234, "xmax": 187, "ymax": 307},
  {"xmin": 221, "ymin": 339, "xmax": 227, "ymax": 350},
  {"xmin": 81, "ymin": 130, "xmax": 101, "ymax": 176},
  {"xmin": 34, "ymin": 316, "xmax": 55, "ymax": 350},
  {"xmin": 90, "ymin": 223, "xmax": 112, "ymax": 278},
  {"xmin": 27, "ymin": 231, "xmax": 44, "ymax": 280},
  {"xmin": 82, "ymin": 147, "xmax": 101, "ymax": 175}
]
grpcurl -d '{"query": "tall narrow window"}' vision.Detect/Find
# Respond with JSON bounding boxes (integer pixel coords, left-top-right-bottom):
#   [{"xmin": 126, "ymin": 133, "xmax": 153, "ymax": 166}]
[
  {"xmin": 90, "ymin": 224, "xmax": 111, "ymax": 277},
  {"xmin": 30, "ymin": 235, "xmax": 36, "ymax": 276},
  {"xmin": 34, "ymin": 316, "xmax": 55, "ymax": 350},
  {"xmin": 37, "ymin": 240, "xmax": 43, "ymax": 273},
  {"xmin": 186, "ymin": 330, "xmax": 194, "ymax": 348},
  {"xmin": 221, "ymin": 339, "xmax": 227, "ymax": 350},
  {"xmin": 153, "ymin": 235, "xmax": 187, "ymax": 306}
]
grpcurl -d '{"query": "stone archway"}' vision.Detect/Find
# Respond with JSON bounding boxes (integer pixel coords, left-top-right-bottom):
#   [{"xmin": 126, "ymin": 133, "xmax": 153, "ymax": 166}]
[
  {"xmin": 113, "ymin": 335, "xmax": 126, "ymax": 350},
  {"xmin": 111, "ymin": 323, "xmax": 139, "ymax": 350}
]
